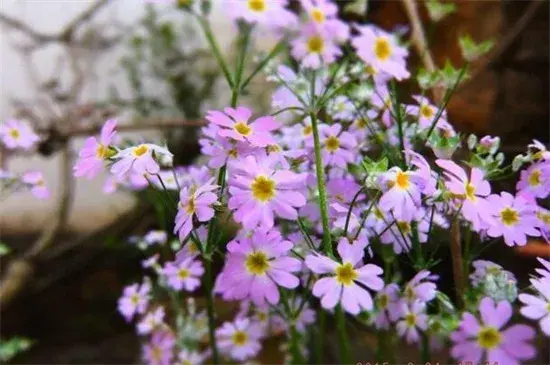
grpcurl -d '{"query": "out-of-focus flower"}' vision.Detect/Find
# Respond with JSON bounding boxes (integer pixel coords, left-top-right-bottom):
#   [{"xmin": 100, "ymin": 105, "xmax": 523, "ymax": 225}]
[
  {"xmin": 352, "ymin": 25, "xmax": 410, "ymax": 81},
  {"xmin": 373, "ymin": 283, "xmax": 402, "ymax": 329},
  {"xmin": 174, "ymin": 178, "xmax": 218, "ymax": 241},
  {"xmin": 216, "ymin": 317, "xmax": 264, "ymax": 361},
  {"xmin": 137, "ymin": 307, "xmax": 165, "ymax": 335},
  {"xmin": 403, "ymin": 270, "xmax": 438, "ymax": 304},
  {"xmin": 300, "ymin": 0, "xmax": 349, "ymax": 43},
  {"xmin": 162, "ymin": 255, "xmax": 204, "ymax": 292},
  {"xmin": 142, "ymin": 329, "xmax": 176, "ymax": 365},
  {"xmin": 291, "ymin": 22, "xmax": 342, "ymax": 69},
  {"xmin": 516, "ymin": 161, "xmax": 550, "ymax": 199},
  {"xmin": 118, "ymin": 281, "xmax": 151, "ymax": 322},
  {"xmin": 450, "ymin": 297, "xmax": 536, "ymax": 364},
  {"xmin": 143, "ymin": 230, "xmax": 167, "ymax": 246},
  {"xmin": 111, "ymin": 144, "xmax": 172, "ymax": 177},
  {"xmin": 519, "ymin": 277, "xmax": 550, "ymax": 336},
  {"xmin": 0, "ymin": 119, "xmax": 39, "ymax": 150},
  {"xmin": 396, "ymin": 301, "xmax": 429, "ymax": 344},
  {"xmin": 73, "ymin": 119, "xmax": 117, "ymax": 179},
  {"xmin": 226, "ymin": 0, "xmax": 297, "ymax": 30},
  {"xmin": 22, "ymin": 171, "xmax": 50, "ymax": 199}
]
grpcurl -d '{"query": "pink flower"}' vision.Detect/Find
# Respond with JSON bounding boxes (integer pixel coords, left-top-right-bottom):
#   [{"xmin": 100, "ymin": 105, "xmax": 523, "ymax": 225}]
[
  {"xmin": 403, "ymin": 270, "xmax": 438, "ymax": 304},
  {"xmin": 226, "ymin": 0, "xmax": 297, "ymax": 30},
  {"xmin": 162, "ymin": 255, "xmax": 204, "ymax": 292},
  {"xmin": 118, "ymin": 281, "xmax": 151, "ymax": 322},
  {"xmin": 73, "ymin": 119, "xmax": 117, "ymax": 179},
  {"xmin": 215, "ymin": 228, "xmax": 301, "ymax": 306},
  {"xmin": 352, "ymin": 25, "xmax": 410, "ymax": 81},
  {"xmin": 228, "ymin": 154, "xmax": 306, "ymax": 229},
  {"xmin": 378, "ymin": 166, "xmax": 424, "ymax": 221},
  {"xmin": 305, "ymin": 240, "xmax": 384, "ymax": 314},
  {"xmin": 22, "ymin": 171, "xmax": 50, "ymax": 199},
  {"xmin": 470, "ymin": 260, "xmax": 516, "ymax": 287},
  {"xmin": 137, "ymin": 307, "xmax": 165, "ymax": 335},
  {"xmin": 199, "ymin": 124, "xmax": 254, "ymax": 168},
  {"xmin": 436, "ymin": 159, "xmax": 493, "ymax": 231},
  {"xmin": 396, "ymin": 301, "xmax": 429, "ymax": 344},
  {"xmin": 516, "ymin": 161, "xmax": 550, "ymax": 199},
  {"xmin": 451, "ymin": 297, "xmax": 536, "ymax": 365},
  {"xmin": 206, "ymin": 107, "xmax": 279, "ymax": 148},
  {"xmin": 535, "ymin": 257, "xmax": 550, "ymax": 279},
  {"xmin": 174, "ymin": 178, "xmax": 218, "ymax": 241},
  {"xmin": 300, "ymin": 0, "xmax": 349, "ymax": 43},
  {"xmin": 0, "ymin": 119, "xmax": 39, "ymax": 150},
  {"xmin": 373, "ymin": 283, "xmax": 402, "ymax": 329},
  {"xmin": 486, "ymin": 192, "xmax": 540, "ymax": 246},
  {"xmin": 111, "ymin": 144, "xmax": 172, "ymax": 177},
  {"xmin": 291, "ymin": 22, "xmax": 342, "ymax": 69},
  {"xmin": 315, "ymin": 124, "xmax": 357, "ymax": 168},
  {"xmin": 216, "ymin": 317, "xmax": 264, "ymax": 361},
  {"xmin": 406, "ymin": 95, "xmax": 448, "ymax": 130},
  {"xmin": 519, "ymin": 277, "xmax": 550, "ymax": 336},
  {"xmin": 142, "ymin": 329, "xmax": 175, "ymax": 365}
]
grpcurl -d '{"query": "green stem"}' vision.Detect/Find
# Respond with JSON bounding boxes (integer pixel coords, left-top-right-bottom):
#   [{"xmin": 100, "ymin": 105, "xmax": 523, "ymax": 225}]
[
  {"xmin": 240, "ymin": 39, "xmax": 286, "ymax": 91},
  {"xmin": 314, "ymin": 309, "xmax": 325, "ymax": 363},
  {"xmin": 336, "ymin": 306, "xmax": 351, "ymax": 364},
  {"xmin": 421, "ymin": 333, "xmax": 430, "ymax": 363},
  {"xmin": 309, "ymin": 111, "xmax": 333, "ymax": 257},
  {"xmin": 204, "ymin": 257, "xmax": 219, "ymax": 364},
  {"xmin": 196, "ymin": 15, "xmax": 233, "ymax": 88},
  {"xmin": 289, "ymin": 323, "xmax": 305, "ymax": 364}
]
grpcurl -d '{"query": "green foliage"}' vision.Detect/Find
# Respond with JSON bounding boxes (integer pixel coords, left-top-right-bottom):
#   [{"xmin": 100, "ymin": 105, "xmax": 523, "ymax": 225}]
[
  {"xmin": 0, "ymin": 242, "xmax": 10, "ymax": 256},
  {"xmin": 459, "ymin": 34, "xmax": 495, "ymax": 62},
  {"xmin": 0, "ymin": 337, "xmax": 33, "ymax": 362},
  {"xmin": 425, "ymin": 0, "xmax": 456, "ymax": 22}
]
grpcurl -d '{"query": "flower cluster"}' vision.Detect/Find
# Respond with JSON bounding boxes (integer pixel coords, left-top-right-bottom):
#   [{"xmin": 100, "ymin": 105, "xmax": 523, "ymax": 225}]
[{"xmin": 62, "ymin": 1, "xmax": 550, "ymax": 364}]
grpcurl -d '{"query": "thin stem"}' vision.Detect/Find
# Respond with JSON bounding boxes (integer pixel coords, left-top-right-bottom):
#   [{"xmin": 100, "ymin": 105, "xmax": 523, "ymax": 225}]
[
  {"xmin": 270, "ymin": 106, "xmax": 303, "ymax": 117},
  {"xmin": 344, "ymin": 187, "xmax": 364, "ymax": 236},
  {"xmin": 314, "ymin": 309, "xmax": 325, "ymax": 363},
  {"xmin": 204, "ymin": 256, "xmax": 219, "ymax": 364},
  {"xmin": 390, "ymin": 81, "xmax": 406, "ymax": 166},
  {"xmin": 196, "ymin": 15, "xmax": 233, "ymax": 88},
  {"xmin": 240, "ymin": 39, "xmax": 286, "ymax": 91},
  {"xmin": 336, "ymin": 306, "xmax": 351, "ymax": 364},
  {"xmin": 425, "ymin": 65, "xmax": 469, "ymax": 139},
  {"xmin": 309, "ymin": 111, "xmax": 332, "ymax": 257},
  {"xmin": 421, "ymin": 333, "xmax": 430, "ymax": 363},
  {"xmin": 450, "ymin": 218, "xmax": 464, "ymax": 308}
]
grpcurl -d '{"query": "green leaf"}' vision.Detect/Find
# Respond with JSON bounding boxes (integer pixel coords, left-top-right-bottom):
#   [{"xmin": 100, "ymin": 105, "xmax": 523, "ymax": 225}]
[
  {"xmin": 416, "ymin": 68, "xmax": 441, "ymax": 90},
  {"xmin": 0, "ymin": 242, "xmax": 10, "ymax": 256},
  {"xmin": 0, "ymin": 337, "xmax": 33, "ymax": 362},
  {"xmin": 344, "ymin": 0, "xmax": 368, "ymax": 16},
  {"xmin": 459, "ymin": 34, "xmax": 495, "ymax": 62},
  {"xmin": 438, "ymin": 60, "xmax": 469, "ymax": 89},
  {"xmin": 425, "ymin": 0, "xmax": 456, "ymax": 22}
]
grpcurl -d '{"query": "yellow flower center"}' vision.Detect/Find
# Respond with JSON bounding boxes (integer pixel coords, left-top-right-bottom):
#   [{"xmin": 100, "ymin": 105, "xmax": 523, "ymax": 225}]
[
  {"xmin": 356, "ymin": 118, "xmax": 368, "ymax": 128},
  {"xmin": 303, "ymin": 125, "xmax": 313, "ymax": 136},
  {"xmin": 325, "ymin": 136, "xmax": 340, "ymax": 152},
  {"xmin": 185, "ymin": 196, "xmax": 196, "ymax": 215},
  {"xmin": 311, "ymin": 8, "xmax": 325, "ymax": 23},
  {"xmin": 251, "ymin": 175, "xmax": 276, "ymax": 202},
  {"xmin": 257, "ymin": 311, "xmax": 268, "ymax": 322},
  {"xmin": 395, "ymin": 171, "xmax": 410, "ymax": 189},
  {"xmin": 248, "ymin": 0, "xmax": 266, "ymax": 12},
  {"xmin": 307, "ymin": 36, "xmax": 324, "ymax": 53},
  {"xmin": 528, "ymin": 169, "xmax": 541, "ymax": 186},
  {"xmin": 364, "ymin": 65, "xmax": 377, "ymax": 75},
  {"xmin": 9, "ymin": 128, "xmax": 20, "ymax": 139},
  {"xmin": 420, "ymin": 104, "xmax": 434, "ymax": 119},
  {"xmin": 267, "ymin": 144, "xmax": 281, "ymax": 153},
  {"xmin": 487, "ymin": 266, "xmax": 501, "ymax": 276},
  {"xmin": 477, "ymin": 327, "xmax": 502, "ymax": 349},
  {"xmin": 397, "ymin": 221, "xmax": 411, "ymax": 234},
  {"xmin": 245, "ymin": 251, "xmax": 270, "ymax": 275},
  {"xmin": 228, "ymin": 148, "xmax": 238, "ymax": 158},
  {"xmin": 374, "ymin": 207, "xmax": 385, "ymax": 219},
  {"xmin": 133, "ymin": 144, "xmax": 148, "ymax": 157},
  {"xmin": 377, "ymin": 293, "xmax": 389, "ymax": 308},
  {"xmin": 188, "ymin": 242, "xmax": 198, "ymax": 254},
  {"xmin": 537, "ymin": 211, "xmax": 550, "ymax": 225},
  {"xmin": 405, "ymin": 313, "xmax": 416, "ymax": 327},
  {"xmin": 500, "ymin": 207, "xmax": 519, "ymax": 226},
  {"xmin": 374, "ymin": 37, "xmax": 392, "ymax": 61},
  {"xmin": 465, "ymin": 183, "xmax": 476, "ymax": 201},
  {"xmin": 546, "ymin": 303, "xmax": 550, "ymax": 313},
  {"xmin": 131, "ymin": 294, "xmax": 140, "ymax": 305},
  {"xmin": 96, "ymin": 144, "xmax": 109, "ymax": 159},
  {"xmin": 234, "ymin": 122, "xmax": 252, "ymax": 136},
  {"xmin": 178, "ymin": 268, "xmax": 190, "ymax": 279},
  {"xmin": 232, "ymin": 331, "xmax": 248, "ymax": 346},
  {"xmin": 335, "ymin": 262, "xmax": 358, "ymax": 286},
  {"xmin": 405, "ymin": 285, "xmax": 415, "ymax": 301}
]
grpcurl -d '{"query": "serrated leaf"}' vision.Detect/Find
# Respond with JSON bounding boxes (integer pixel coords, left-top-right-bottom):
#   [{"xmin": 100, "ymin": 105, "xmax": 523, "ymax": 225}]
[
  {"xmin": 425, "ymin": 0, "xmax": 456, "ymax": 22},
  {"xmin": 459, "ymin": 34, "xmax": 495, "ymax": 62}
]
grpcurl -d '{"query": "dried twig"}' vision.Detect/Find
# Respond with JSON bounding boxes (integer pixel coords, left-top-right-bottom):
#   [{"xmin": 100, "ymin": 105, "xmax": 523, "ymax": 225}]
[
  {"xmin": 0, "ymin": 144, "xmax": 74, "ymax": 307},
  {"xmin": 401, "ymin": 0, "xmax": 444, "ymax": 103}
]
